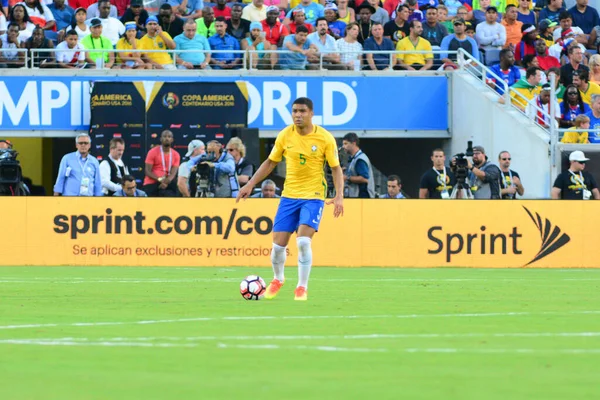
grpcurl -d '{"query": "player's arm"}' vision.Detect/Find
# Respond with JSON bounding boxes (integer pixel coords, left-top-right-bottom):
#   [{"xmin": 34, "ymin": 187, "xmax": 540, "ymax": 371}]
[
  {"xmin": 236, "ymin": 158, "xmax": 278, "ymax": 201},
  {"xmin": 327, "ymin": 165, "xmax": 344, "ymax": 217}
]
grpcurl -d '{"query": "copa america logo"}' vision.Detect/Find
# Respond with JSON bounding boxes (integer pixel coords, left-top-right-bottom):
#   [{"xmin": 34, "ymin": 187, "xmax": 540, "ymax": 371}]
[{"xmin": 162, "ymin": 92, "xmax": 180, "ymax": 109}]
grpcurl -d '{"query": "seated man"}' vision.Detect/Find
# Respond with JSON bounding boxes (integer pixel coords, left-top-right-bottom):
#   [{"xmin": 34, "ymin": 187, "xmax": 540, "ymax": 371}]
[
  {"xmin": 364, "ymin": 22, "xmax": 395, "ymax": 70},
  {"xmin": 510, "ymin": 66, "xmax": 543, "ymax": 110},
  {"xmin": 140, "ymin": 16, "xmax": 177, "ymax": 70},
  {"xmin": 279, "ymin": 25, "xmax": 319, "ymax": 70},
  {"xmin": 395, "ymin": 20, "xmax": 433, "ymax": 70},
  {"xmin": 81, "ymin": 18, "xmax": 115, "ymax": 68},
  {"xmin": 174, "ymin": 19, "xmax": 211, "ymax": 69},
  {"xmin": 113, "ymin": 175, "xmax": 148, "ymax": 197},
  {"xmin": 307, "ymin": 17, "xmax": 346, "ymax": 70},
  {"xmin": 56, "ymin": 29, "xmax": 87, "ymax": 68},
  {"xmin": 208, "ymin": 17, "xmax": 242, "ymax": 69},
  {"xmin": 251, "ymin": 179, "xmax": 280, "ymax": 198},
  {"xmin": 380, "ymin": 175, "xmax": 406, "ymax": 198}
]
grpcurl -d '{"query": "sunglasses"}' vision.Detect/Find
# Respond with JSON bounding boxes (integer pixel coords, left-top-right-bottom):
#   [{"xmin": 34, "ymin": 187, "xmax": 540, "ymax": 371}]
[
  {"xmin": 577, "ymin": 160, "xmax": 587, "ymax": 164},
  {"xmin": 501, "ymin": 158, "xmax": 511, "ymax": 160},
  {"xmin": 567, "ymin": 92, "xmax": 579, "ymax": 95},
  {"xmin": 77, "ymin": 142, "xmax": 90, "ymax": 145}
]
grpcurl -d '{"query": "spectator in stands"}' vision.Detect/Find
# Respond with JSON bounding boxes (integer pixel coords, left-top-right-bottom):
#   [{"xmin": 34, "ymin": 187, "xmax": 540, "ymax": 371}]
[
  {"xmin": 242, "ymin": 21, "xmax": 268, "ymax": 69},
  {"xmin": 422, "ymin": 5, "xmax": 448, "ymax": 47},
  {"xmin": 473, "ymin": 0, "xmax": 502, "ymax": 26},
  {"xmin": 554, "ymin": 11, "xmax": 587, "ymax": 44},
  {"xmin": 175, "ymin": 19, "xmax": 211, "ymax": 69},
  {"xmin": 178, "ymin": 139, "xmax": 205, "ymax": 197},
  {"xmin": 143, "ymin": 130, "xmax": 180, "ymax": 197},
  {"xmin": 516, "ymin": 0, "xmax": 535, "ymax": 25},
  {"xmin": 363, "ymin": 22, "xmax": 395, "ymax": 70},
  {"xmin": 526, "ymin": 83, "xmax": 560, "ymax": 127},
  {"xmin": 196, "ymin": 5, "xmax": 216, "ymax": 38},
  {"xmin": 511, "ymin": 66, "xmax": 543, "ymax": 110},
  {"xmin": 69, "ymin": 0, "xmax": 96, "ymax": 13},
  {"xmin": 407, "ymin": 0, "xmax": 424, "ymax": 22},
  {"xmin": 560, "ymin": 84, "xmax": 591, "ymax": 127},
  {"xmin": 251, "ymin": 179, "xmax": 279, "ymax": 198},
  {"xmin": 209, "ymin": 17, "xmax": 242, "ymax": 69},
  {"xmin": 49, "ymin": 0, "xmax": 74, "ymax": 32},
  {"xmin": 287, "ymin": 8, "xmax": 313, "ymax": 34},
  {"xmin": 561, "ymin": 114, "xmax": 590, "ymax": 143},
  {"xmin": 242, "ymin": 0, "xmax": 267, "ymax": 22},
  {"xmin": 342, "ymin": 132, "xmax": 375, "ymax": 198},
  {"xmin": 82, "ymin": 19, "xmax": 115, "ymax": 68},
  {"xmin": 324, "ymin": 3, "xmax": 345, "ymax": 40},
  {"xmin": 23, "ymin": 25, "xmax": 55, "ymax": 68},
  {"xmin": 120, "ymin": 0, "xmax": 148, "ymax": 34},
  {"xmin": 419, "ymin": 148, "xmax": 456, "ymax": 199},
  {"xmin": 476, "ymin": 6, "xmax": 506, "ymax": 64},
  {"xmin": 0, "ymin": 9, "xmax": 6, "ymax": 36},
  {"xmin": 169, "ymin": 0, "xmax": 203, "ymax": 20},
  {"xmin": 114, "ymin": 175, "xmax": 147, "ymax": 197},
  {"xmin": 285, "ymin": 0, "xmax": 324, "ymax": 26},
  {"xmin": 337, "ymin": 0, "xmax": 354, "ymax": 26},
  {"xmin": 91, "ymin": 0, "xmax": 125, "ymax": 45},
  {"xmin": 336, "ymin": 22, "xmax": 363, "ymax": 70},
  {"xmin": 560, "ymin": 45, "xmax": 589, "ymax": 86},
  {"xmin": 367, "ymin": 0, "xmax": 389, "ymax": 25},
  {"xmin": 307, "ymin": 17, "xmax": 346, "ymax": 69},
  {"xmin": 87, "ymin": 0, "xmax": 118, "ymax": 19},
  {"xmin": 384, "ymin": 4, "xmax": 410, "ymax": 44},
  {"xmin": 486, "ymin": 48, "xmax": 520, "ymax": 94},
  {"xmin": 0, "ymin": 24, "xmax": 25, "ymax": 68},
  {"xmin": 497, "ymin": 151, "xmax": 524, "ymax": 199},
  {"xmin": 547, "ymin": 66, "xmax": 566, "ymax": 98},
  {"xmin": 585, "ymin": 93, "xmax": 600, "ymax": 131},
  {"xmin": 440, "ymin": 18, "xmax": 480, "ymax": 63},
  {"xmin": 573, "ymin": 69, "xmax": 600, "ymax": 105},
  {"xmin": 159, "ymin": 4, "xmax": 184, "ymax": 39},
  {"xmin": 589, "ymin": 54, "xmax": 600, "ymax": 82},
  {"xmin": 380, "ymin": 175, "xmax": 406, "ymax": 199},
  {"xmin": 465, "ymin": 21, "xmax": 476, "ymax": 39},
  {"xmin": 262, "ymin": 5, "xmax": 288, "ymax": 47},
  {"xmin": 569, "ymin": 0, "xmax": 600, "ymax": 35},
  {"xmin": 436, "ymin": 5, "xmax": 452, "ymax": 34},
  {"xmin": 356, "ymin": 3, "xmax": 375, "ymax": 44},
  {"xmin": 226, "ymin": 137, "xmax": 254, "ymax": 187},
  {"xmin": 140, "ymin": 16, "xmax": 176, "ymax": 69},
  {"xmin": 22, "ymin": 0, "xmax": 56, "ymax": 32},
  {"xmin": 99, "ymin": 137, "xmax": 129, "ymax": 196},
  {"xmin": 8, "ymin": 5, "xmax": 35, "ymax": 41},
  {"xmin": 538, "ymin": 19, "xmax": 557, "ymax": 47},
  {"xmin": 213, "ymin": 0, "xmax": 231, "ymax": 20},
  {"xmin": 534, "ymin": 38, "xmax": 560, "ymax": 70},
  {"xmin": 502, "ymin": 5, "xmax": 523, "ymax": 49},
  {"xmin": 116, "ymin": 22, "xmax": 147, "ymax": 68},
  {"xmin": 552, "ymin": 150, "xmax": 600, "ymax": 199},
  {"xmin": 56, "ymin": 29, "xmax": 86, "ymax": 68},
  {"xmin": 396, "ymin": 20, "xmax": 433, "ymax": 70},
  {"xmin": 62, "ymin": 7, "xmax": 90, "ymax": 40},
  {"xmin": 227, "ymin": 3, "xmax": 250, "ymax": 40},
  {"xmin": 280, "ymin": 24, "xmax": 317, "ymax": 69},
  {"xmin": 515, "ymin": 24, "xmax": 536, "ymax": 64},
  {"xmin": 539, "ymin": 0, "xmax": 565, "ymax": 24},
  {"xmin": 54, "ymin": 133, "xmax": 103, "ymax": 197}
]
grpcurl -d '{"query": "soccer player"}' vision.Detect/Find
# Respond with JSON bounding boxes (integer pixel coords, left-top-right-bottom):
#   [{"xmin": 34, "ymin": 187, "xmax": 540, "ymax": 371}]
[{"xmin": 236, "ymin": 97, "xmax": 344, "ymax": 301}]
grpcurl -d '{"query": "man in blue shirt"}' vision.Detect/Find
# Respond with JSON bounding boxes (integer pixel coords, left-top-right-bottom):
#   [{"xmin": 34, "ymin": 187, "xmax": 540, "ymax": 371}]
[
  {"xmin": 48, "ymin": 0, "xmax": 75, "ymax": 32},
  {"xmin": 285, "ymin": 0, "xmax": 324, "ymax": 25},
  {"xmin": 209, "ymin": 17, "xmax": 242, "ymax": 69},
  {"xmin": 308, "ymin": 17, "xmax": 345, "ymax": 69},
  {"xmin": 280, "ymin": 25, "xmax": 317, "ymax": 70},
  {"xmin": 363, "ymin": 22, "xmax": 395, "ymax": 70},
  {"xmin": 585, "ymin": 93, "xmax": 600, "ymax": 132},
  {"xmin": 569, "ymin": 0, "xmax": 600, "ymax": 34},
  {"xmin": 174, "ymin": 19, "xmax": 211, "ymax": 69},
  {"xmin": 113, "ymin": 175, "xmax": 148, "ymax": 197},
  {"xmin": 54, "ymin": 133, "xmax": 103, "ymax": 197},
  {"xmin": 539, "ymin": 0, "xmax": 565, "ymax": 24},
  {"xmin": 169, "ymin": 0, "xmax": 204, "ymax": 20},
  {"xmin": 440, "ymin": 18, "xmax": 480, "ymax": 62},
  {"xmin": 486, "ymin": 48, "xmax": 521, "ymax": 95}
]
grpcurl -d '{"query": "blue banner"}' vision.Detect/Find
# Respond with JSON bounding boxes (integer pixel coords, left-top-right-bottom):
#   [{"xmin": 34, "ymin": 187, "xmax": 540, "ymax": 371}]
[{"xmin": 0, "ymin": 75, "xmax": 448, "ymax": 132}]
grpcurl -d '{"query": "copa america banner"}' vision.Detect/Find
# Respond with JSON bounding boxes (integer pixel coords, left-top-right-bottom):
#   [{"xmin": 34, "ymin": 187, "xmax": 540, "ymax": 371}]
[{"xmin": 88, "ymin": 81, "xmax": 248, "ymax": 182}]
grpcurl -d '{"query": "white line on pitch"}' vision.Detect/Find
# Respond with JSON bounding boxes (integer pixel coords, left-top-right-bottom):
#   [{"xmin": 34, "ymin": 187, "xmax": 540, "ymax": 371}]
[{"xmin": 1, "ymin": 311, "xmax": 600, "ymax": 331}]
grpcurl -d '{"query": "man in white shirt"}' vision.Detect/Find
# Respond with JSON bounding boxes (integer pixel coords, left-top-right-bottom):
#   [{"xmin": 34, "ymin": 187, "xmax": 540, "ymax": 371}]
[
  {"xmin": 87, "ymin": 0, "xmax": 124, "ymax": 45},
  {"xmin": 553, "ymin": 11, "xmax": 587, "ymax": 43},
  {"xmin": 86, "ymin": 0, "xmax": 118, "ymax": 19},
  {"xmin": 99, "ymin": 137, "xmax": 130, "ymax": 196},
  {"xmin": 55, "ymin": 29, "xmax": 86, "ymax": 68},
  {"xmin": 307, "ymin": 17, "xmax": 346, "ymax": 70}
]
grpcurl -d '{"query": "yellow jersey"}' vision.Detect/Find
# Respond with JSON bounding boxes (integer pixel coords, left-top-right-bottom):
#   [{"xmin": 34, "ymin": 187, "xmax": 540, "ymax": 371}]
[
  {"xmin": 396, "ymin": 36, "xmax": 433, "ymax": 65},
  {"xmin": 579, "ymin": 82, "xmax": 600, "ymax": 105},
  {"xmin": 139, "ymin": 32, "xmax": 173, "ymax": 65},
  {"xmin": 561, "ymin": 128, "xmax": 589, "ymax": 144},
  {"xmin": 116, "ymin": 37, "xmax": 140, "ymax": 64},
  {"xmin": 269, "ymin": 124, "xmax": 339, "ymax": 200}
]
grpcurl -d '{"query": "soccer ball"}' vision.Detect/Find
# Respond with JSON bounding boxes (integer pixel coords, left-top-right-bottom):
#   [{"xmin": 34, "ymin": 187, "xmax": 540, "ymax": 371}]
[{"xmin": 240, "ymin": 275, "xmax": 266, "ymax": 300}]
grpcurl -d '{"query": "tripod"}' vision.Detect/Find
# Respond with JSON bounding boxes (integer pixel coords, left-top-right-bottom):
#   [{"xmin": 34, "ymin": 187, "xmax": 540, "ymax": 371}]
[{"xmin": 450, "ymin": 181, "xmax": 474, "ymax": 199}]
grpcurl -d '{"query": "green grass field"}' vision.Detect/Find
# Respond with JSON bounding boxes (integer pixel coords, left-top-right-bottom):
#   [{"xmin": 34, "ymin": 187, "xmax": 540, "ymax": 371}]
[{"xmin": 1, "ymin": 267, "xmax": 599, "ymax": 400}]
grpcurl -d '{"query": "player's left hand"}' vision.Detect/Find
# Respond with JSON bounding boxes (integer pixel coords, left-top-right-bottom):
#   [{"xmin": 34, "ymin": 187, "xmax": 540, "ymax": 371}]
[{"xmin": 326, "ymin": 196, "xmax": 344, "ymax": 218}]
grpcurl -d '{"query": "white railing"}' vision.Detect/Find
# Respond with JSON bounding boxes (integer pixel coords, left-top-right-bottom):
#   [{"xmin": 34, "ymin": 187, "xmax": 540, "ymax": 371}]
[{"xmin": 0, "ymin": 48, "xmax": 29, "ymax": 69}]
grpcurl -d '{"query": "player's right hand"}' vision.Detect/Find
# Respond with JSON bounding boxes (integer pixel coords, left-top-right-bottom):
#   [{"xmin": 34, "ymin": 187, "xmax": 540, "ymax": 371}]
[{"xmin": 236, "ymin": 184, "xmax": 254, "ymax": 202}]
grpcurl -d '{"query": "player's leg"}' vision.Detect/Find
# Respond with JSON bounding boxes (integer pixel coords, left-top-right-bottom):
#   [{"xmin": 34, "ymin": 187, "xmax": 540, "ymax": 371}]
[
  {"xmin": 265, "ymin": 198, "xmax": 301, "ymax": 299},
  {"xmin": 294, "ymin": 200, "xmax": 324, "ymax": 301}
]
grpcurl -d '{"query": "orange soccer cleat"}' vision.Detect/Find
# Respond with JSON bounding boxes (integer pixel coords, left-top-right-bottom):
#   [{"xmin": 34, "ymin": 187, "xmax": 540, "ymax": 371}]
[
  {"xmin": 294, "ymin": 286, "xmax": 307, "ymax": 301},
  {"xmin": 264, "ymin": 279, "xmax": 284, "ymax": 300}
]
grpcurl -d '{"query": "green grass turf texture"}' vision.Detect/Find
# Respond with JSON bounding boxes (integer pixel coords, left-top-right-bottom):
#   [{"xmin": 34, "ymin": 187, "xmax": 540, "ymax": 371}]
[{"xmin": 0, "ymin": 267, "xmax": 599, "ymax": 400}]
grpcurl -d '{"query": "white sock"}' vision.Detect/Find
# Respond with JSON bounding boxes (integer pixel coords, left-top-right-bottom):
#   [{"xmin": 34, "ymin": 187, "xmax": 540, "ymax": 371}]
[
  {"xmin": 271, "ymin": 243, "xmax": 287, "ymax": 282},
  {"xmin": 296, "ymin": 236, "xmax": 312, "ymax": 289}
]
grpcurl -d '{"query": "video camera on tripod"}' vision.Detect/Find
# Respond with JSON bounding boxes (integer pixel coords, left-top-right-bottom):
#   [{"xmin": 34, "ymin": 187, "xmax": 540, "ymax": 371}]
[
  {"xmin": 0, "ymin": 148, "xmax": 27, "ymax": 196},
  {"xmin": 193, "ymin": 152, "xmax": 217, "ymax": 198},
  {"xmin": 451, "ymin": 141, "xmax": 474, "ymax": 199}
]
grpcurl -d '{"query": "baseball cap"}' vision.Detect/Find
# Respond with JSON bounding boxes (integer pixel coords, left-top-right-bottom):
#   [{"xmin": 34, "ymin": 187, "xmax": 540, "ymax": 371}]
[
  {"xmin": 465, "ymin": 21, "xmax": 474, "ymax": 31},
  {"xmin": 539, "ymin": 18, "xmax": 557, "ymax": 31},
  {"xmin": 324, "ymin": 3, "xmax": 338, "ymax": 11},
  {"xmin": 89, "ymin": 18, "xmax": 102, "ymax": 28},
  {"xmin": 125, "ymin": 22, "xmax": 137, "ymax": 31},
  {"xmin": 75, "ymin": 6, "xmax": 87, "ymax": 14},
  {"xmin": 486, "ymin": 6, "xmax": 498, "ymax": 13},
  {"xmin": 130, "ymin": 0, "xmax": 143, "ymax": 6},
  {"xmin": 186, "ymin": 140, "xmax": 205, "ymax": 157},
  {"xmin": 249, "ymin": 21, "xmax": 262, "ymax": 31},
  {"xmin": 453, "ymin": 18, "xmax": 465, "ymax": 25},
  {"xmin": 266, "ymin": 5, "xmax": 279, "ymax": 13},
  {"xmin": 473, "ymin": 145, "xmax": 485, "ymax": 154},
  {"xmin": 146, "ymin": 15, "xmax": 159, "ymax": 24},
  {"xmin": 569, "ymin": 150, "xmax": 590, "ymax": 162}
]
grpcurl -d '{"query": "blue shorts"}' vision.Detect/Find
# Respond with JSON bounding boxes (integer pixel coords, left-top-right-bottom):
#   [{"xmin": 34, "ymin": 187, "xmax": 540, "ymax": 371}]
[{"xmin": 273, "ymin": 198, "xmax": 325, "ymax": 233}]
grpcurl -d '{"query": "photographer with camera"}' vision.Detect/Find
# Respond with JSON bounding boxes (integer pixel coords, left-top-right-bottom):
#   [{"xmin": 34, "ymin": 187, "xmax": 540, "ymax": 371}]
[
  {"xmin": 54, "ymin": 133, "xmax": 103, "ymax": 197},
  {"xmin": 455, "ymin": 145, "xmax": 501, "ymax": 199},
  {"xmin": 189, "ymin": 140, "xmax": 239, "ymax": 198},
  {"xmin": 178, "ymin": 140, "xmax": 205, "ymax": 198},
  {"xmin": 419, "ymin": 148, "xmax": 456, "ymax": 199},
  {"xmin": 0, "ymin": 139, "xmax": 28, "ymax": 196},
  {"xmin": 342, "ymin": 132, "xmax": 375, "ymax": 198}
]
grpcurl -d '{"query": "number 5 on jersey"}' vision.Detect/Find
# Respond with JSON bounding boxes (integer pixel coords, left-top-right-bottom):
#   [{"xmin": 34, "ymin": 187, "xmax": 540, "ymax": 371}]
[{"xmin": 300, "ymin": 154, "xmax": 306, "ymax": 165}]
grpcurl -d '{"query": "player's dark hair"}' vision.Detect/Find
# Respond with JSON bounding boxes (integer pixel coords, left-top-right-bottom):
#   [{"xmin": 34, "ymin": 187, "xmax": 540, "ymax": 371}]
[
  {"xmin": 573, "ymin": 69, "xmax": 590, "ymax": 82},
  {"xmin": 559, "ymin": 10, "xmax": 572, "ymax": 21},
  {"xmin": 122, "ymin": 175, "xmax": 136, "ymax": 183},
  {"xmin": 295, "ymin": 24, "xmax": 309, "ymax": 34},
  {"xmin": 388, "ymin": 175, "xmax": 401, "ymax": 185},
  {"xmin": 343, "ymin": 132, "xmax": 359, "ymax": 144},
  {"xmin": 66, "ymin": 29, "xmax": 78, "ymax": 37},
  {"xmin": 293, "ymin": 97, "xmax": 313, "ymax": 111},
  {"xmin": 215, "ymin": 16, "xmax": 227, "ymax": 23},
  {"xmin": 526, "ymin": 66, "xmax": 541, "ymax": 79}
]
